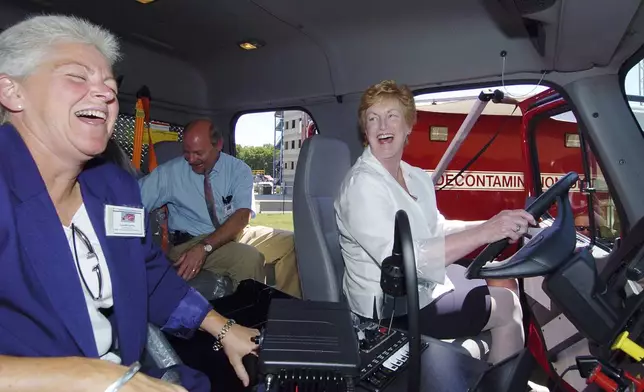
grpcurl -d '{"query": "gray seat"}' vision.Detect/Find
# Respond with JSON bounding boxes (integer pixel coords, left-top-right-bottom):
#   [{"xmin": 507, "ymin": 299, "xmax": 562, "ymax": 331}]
[
  {"xmin": 293, "ymin": 135, "xmax": 351, "ymax": 302},
  {"xmin": 293, "ymin": 135, "xmax": 491, "ymax": 360},
  {"xmin": 141, "ymin": 140, "xmax": 183, "ymax": 175},
  {"xmin": 152, "ymin": 140, "xmax": 183, "ymax": 162}
]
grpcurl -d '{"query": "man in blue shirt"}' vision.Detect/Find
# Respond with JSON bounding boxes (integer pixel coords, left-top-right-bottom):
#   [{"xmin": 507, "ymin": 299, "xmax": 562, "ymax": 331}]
[
  {"xmin": 139, "ymin": 119, "xmax": 265, "ymax": 286},
  {"xmin": 139, "ymin": 119, "xmax": 301, "ymax": 298}
]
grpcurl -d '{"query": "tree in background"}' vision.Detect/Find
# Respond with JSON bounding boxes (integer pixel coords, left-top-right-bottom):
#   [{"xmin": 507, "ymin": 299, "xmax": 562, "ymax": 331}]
[{"xmin": 236, "ymin": 144, "xmax": 278, "ymax": 174}]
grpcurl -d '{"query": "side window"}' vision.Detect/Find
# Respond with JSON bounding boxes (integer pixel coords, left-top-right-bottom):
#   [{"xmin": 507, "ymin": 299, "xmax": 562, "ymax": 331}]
[
  {"xmin": 409, "ymin": 83, "xmax": 546, "ymax": 222},
  {"xmin": 532, "ymin": 111, "xmax": 620, "ymax": 246},
  {"xmin": 234, "ymin": 110, "xmax": 318, "ymax": 230},
  {"xmin": 584, "ymin": 151, "xmax": 620, "ymax": 243},
  {"xmin": 623, "ymin": 58, "xmax": 644, "ymax": 132}
]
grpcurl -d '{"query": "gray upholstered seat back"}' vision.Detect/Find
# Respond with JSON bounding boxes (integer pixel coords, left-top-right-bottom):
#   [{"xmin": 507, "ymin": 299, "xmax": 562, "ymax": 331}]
[
  {"xmin": 293, "ymin": 135, "xmax": 351, "ymax": 302},
  {"xmin": 154, "ymin": 141, "xmax": 183, "ymax": 164},
  {"xmin": 142, "ymin": 141, "xmax": 183, "ymax": 173}
]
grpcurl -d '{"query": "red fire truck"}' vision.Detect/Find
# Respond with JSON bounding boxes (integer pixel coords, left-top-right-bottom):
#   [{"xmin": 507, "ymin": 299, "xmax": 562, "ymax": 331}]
[
  {"xmin": 400, "ymin": 87, "xmax": 644, "ymax": 390},
  {"xmin": 403, "ymin": 87, "xmax": 629, "ymax": 250}
]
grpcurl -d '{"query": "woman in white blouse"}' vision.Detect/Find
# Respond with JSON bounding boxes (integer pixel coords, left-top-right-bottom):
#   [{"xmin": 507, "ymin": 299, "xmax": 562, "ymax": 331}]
[{"xmin": 334, "ymin": 80, "xmax": 536, "ymax": 364}]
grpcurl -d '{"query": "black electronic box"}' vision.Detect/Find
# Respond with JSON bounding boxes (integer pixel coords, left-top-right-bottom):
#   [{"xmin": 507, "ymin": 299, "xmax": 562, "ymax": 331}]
[{"xmin": 258, "ymin": 299, "xmax": 361, "ymax": 390}]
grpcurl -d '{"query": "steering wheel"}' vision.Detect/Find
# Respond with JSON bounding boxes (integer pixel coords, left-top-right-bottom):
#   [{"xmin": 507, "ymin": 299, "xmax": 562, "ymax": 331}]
[{"xmin": 465, "ymin": 172, "xmax": 580, "ymax": 280}]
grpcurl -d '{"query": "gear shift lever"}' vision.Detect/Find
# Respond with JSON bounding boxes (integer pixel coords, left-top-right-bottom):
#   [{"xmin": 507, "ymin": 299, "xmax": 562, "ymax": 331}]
[{"xmin": 379, "ymin": 210, "xmax": 421, "ymax": 392}]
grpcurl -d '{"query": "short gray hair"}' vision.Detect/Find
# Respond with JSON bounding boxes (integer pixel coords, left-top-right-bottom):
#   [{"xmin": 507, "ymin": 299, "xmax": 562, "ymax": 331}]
[{"xmin": 0, "ymin": 14, "xmax": 121, "ymax": 123}]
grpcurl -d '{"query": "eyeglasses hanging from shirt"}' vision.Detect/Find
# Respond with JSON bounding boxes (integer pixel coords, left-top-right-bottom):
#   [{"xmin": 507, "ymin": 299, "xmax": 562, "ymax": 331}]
[{"xmin": 71, "ymin": 224, "xmax": 103, "ymax": 301}]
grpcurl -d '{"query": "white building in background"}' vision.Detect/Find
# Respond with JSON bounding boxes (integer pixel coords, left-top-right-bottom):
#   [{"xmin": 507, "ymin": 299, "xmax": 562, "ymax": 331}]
[
  {"xmin": 281, "ymin": 110, "xmax": 302, "ymax": 190},
  {"xmin": 275, "ymin": 110, "xmax": 315, "ymax": 193}
]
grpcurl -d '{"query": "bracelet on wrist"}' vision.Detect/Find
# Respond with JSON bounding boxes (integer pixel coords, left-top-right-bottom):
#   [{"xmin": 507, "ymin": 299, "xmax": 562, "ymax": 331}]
[
  {"xmin": 104, "ymin": 361, "xmax": 141, "ymax": 392},
  {"xmin": 212, "ymin": 318, "xmax": 236, "ymax": 351}
]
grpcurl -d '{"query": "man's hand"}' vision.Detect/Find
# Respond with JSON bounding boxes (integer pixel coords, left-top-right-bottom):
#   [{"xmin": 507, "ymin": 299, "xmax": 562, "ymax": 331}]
[{"xmin": 174, "ymin": 245, "xmax": 206, "ymax": 280}]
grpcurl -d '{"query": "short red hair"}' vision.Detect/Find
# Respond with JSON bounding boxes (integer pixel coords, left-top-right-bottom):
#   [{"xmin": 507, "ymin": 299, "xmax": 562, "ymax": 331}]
[{"xmin": 358, "ymin": 80, "xmax": 417, "ymax": 135}]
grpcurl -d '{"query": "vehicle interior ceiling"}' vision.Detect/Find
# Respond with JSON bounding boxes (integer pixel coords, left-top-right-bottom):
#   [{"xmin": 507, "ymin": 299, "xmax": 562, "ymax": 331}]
[{"xmin": 2, "ymin": 0, "xmax": 644, "ymax": 229}]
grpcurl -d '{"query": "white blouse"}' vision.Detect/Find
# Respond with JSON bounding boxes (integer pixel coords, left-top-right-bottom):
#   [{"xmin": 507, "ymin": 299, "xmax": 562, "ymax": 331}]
[{"xmin": 335, "ymin": 147, "xmax": 468, "ymax": 319}]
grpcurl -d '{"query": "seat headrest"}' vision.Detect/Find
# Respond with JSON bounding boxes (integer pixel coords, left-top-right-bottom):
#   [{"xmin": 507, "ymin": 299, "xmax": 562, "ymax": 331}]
[
  {"xmin": 142, "ymin": 141, "xmax": 183, "ymax": 173},
  {"xmin": 154, "ymin": 141, "xmax": 183, "ymax": 165},
  {"xmin": 300, "ymin": 136, "xmax": 351, "ymax": 197}
]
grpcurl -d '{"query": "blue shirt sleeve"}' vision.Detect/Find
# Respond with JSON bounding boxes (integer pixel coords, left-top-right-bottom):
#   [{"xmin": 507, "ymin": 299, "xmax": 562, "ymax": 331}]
[
  {"xmin": 138, "ymin": 163, "xmax": 170, "ymax": 212},
  {"xmin": 231, "ymin": 161, "xmax": 253, "ymax": 212}
]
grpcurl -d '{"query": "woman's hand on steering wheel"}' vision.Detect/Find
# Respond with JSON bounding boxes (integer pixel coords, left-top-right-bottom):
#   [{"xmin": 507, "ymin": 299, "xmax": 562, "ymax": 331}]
[{"xmin": 479, "ymin": 209, "xmax": 537, "ymax": 244}]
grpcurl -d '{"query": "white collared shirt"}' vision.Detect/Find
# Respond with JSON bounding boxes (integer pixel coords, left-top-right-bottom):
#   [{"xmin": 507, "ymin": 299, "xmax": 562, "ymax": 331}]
[{"xmin": 335, "ymin": 147, "xmax": 466, "ymax": 319}]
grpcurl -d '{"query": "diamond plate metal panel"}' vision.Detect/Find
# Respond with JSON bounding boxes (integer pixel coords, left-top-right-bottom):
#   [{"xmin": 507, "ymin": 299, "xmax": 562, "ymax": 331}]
[
  {"xmin": 111, "ymin": 114, "xmax": 184, "ymax": 167},
  {"xmin": 112, "ymin": 114, "xmax": 136, "ymax": 158}
]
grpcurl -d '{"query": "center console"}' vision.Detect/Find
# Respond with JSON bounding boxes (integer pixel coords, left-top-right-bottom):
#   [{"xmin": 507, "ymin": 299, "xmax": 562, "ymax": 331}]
[
  {"xmin": 166, "ymin": 280, "xmax": 503, "ymax": 392},
  {"xmin": 356, "ymin": 323, "xmax": 429, "ymax": 391}
]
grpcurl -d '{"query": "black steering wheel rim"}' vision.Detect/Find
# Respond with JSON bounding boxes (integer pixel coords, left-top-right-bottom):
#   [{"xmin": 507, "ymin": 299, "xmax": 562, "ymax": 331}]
[{"xmin": 465, "ymin": 172, "xmax": 580, "ymax": 279}]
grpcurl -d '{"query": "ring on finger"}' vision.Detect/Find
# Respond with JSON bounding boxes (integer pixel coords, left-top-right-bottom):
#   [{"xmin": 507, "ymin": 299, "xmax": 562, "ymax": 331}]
[{"xmin": 514, "ymin": 224, "xmax": 522, "ymax": 233}]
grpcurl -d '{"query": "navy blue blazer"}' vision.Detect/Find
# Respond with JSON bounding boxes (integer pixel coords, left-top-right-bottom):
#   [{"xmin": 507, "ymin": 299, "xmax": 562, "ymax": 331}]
[{"xmin": 0, "ymin": 124, "xmax": 211, "ymax": 390}]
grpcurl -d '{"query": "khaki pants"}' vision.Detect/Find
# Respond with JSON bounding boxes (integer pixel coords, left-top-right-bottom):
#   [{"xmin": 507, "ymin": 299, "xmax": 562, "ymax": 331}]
[
  {"xmin": 167, "ymin": 226, "xmax": 301, "ymax": 298},
  {"xmin": 238, "ymin": 225, "xmax": 301, "ymax": 299},
  {"xmin": 168, "ymin": 235, "xmax": 266, "ymax": 287}
]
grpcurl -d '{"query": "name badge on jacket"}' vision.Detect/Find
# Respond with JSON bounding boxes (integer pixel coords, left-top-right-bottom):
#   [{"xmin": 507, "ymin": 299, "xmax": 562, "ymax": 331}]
[{"xmin": 105, "ymin": 205, "xmax": 146, "ymax": 237}]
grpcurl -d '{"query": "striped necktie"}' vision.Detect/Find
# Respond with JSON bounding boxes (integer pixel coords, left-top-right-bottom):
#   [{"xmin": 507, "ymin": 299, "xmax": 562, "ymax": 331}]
[{"xmin": 204, "ymin": 172, "xmax": 221, "ymax": 229}]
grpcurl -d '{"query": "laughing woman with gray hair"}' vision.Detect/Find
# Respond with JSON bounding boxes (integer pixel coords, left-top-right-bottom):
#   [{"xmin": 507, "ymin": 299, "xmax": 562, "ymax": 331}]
[{"xmin": 0, "ymin": 15, "xmax": 258, "ymax": 392}]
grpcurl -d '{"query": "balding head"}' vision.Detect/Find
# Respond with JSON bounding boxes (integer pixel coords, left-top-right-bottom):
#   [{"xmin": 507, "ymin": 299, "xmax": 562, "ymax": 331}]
[{"xmin": 182, "ymin": 118, "xmax": 222, "ymax": 174}]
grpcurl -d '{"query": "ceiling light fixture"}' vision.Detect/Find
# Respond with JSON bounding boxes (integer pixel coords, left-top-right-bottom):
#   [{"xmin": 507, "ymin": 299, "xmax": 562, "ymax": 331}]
[
  {"xmin": 136, "ymin": 0, "xmax": 156, "ymax": 4},
  {"xmin": 238, "ymin": 39, "xmax": 266, "ymax": 51}
]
